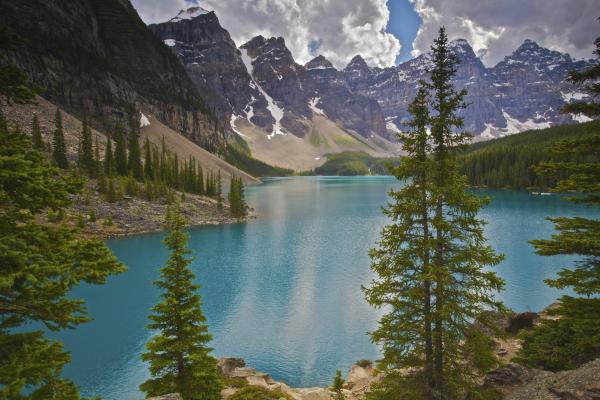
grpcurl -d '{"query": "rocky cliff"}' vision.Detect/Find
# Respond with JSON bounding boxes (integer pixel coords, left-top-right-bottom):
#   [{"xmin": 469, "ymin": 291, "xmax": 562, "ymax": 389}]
[
  {"xmin": 150, "ymin": 12, "xmax": 388, "ymax": 141},
  {"xmin": 345, "ymin": 38, "xmax": 595, "ymax": 138},
  {"xmin": 0, "ymin": 0, "xmax": 223, "ymax": 150}
]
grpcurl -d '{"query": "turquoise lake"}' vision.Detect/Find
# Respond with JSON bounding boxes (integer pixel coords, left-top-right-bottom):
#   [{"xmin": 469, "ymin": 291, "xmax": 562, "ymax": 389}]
[{"xmin": 53, "ymin": 176, "xmax": 598, "ymax": 399}]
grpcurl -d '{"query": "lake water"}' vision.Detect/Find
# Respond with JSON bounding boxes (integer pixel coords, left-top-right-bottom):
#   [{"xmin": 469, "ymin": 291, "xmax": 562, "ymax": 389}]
[{"xmin": 53, "ymin": 176, "xmax": 598, "ymax": 399}]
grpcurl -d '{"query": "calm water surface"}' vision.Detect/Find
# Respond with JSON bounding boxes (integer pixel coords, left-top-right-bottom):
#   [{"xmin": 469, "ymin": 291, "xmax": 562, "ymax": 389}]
[{"xmin": 53, "ymin": 176, "xmax": 598, "ymax": 399}]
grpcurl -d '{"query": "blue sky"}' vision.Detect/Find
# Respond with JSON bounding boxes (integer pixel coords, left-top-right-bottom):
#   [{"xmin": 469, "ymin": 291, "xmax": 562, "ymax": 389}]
[{"xmin": 386, "ymin": 0, "xmax": 422, "ymax": 63}]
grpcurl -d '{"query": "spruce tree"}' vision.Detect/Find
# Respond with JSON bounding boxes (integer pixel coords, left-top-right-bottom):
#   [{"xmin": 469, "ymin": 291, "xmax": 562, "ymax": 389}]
[
  {"xmin": 0, "ymin": 117, "xmax": 124, "ymax": 399},
  {"xmin": 140, "ymin": 206, "xmax": 222, "ymax": 400},
  {"xmin": 52, "ymin": 109, "xmax": 68, "ymax": 169},
  {"xmin": 515, "ymin": 27, "xmax": 600, "ymax": 371},
  {"xmin": 31, "ymin": 114, "xmax": 43, "ymax": 150},
  {"xmin": 365, "ymin": 28, "xmax": 504, "ymax": 400},
  {"xmin": 104, "ymin": 133, "xmax": 116, "ymax": 176},
  {"xmin": 128, "ymin": 121, "xmax": 143, "ymax": 180},
  {"xmin": 78, "ymin": 115, "xmax": 94, "ymax": 175},
  {"xmin": 144, "ymin": 137, "xmax": 154, "ymax": 181},
  {"xmin": 113, "ymin": 123, "xmax": 128, "ymax": 176},
  {"xmin": 216, "ymin": 170, "xmax": 223, "ymax": 210},
  {"xmin": 94, "ymin": 136, "xmax": 100, "ymax": 176},
  {"xmin": 332, "ymin": 370, "xmax": 346, "ymax": 400}
]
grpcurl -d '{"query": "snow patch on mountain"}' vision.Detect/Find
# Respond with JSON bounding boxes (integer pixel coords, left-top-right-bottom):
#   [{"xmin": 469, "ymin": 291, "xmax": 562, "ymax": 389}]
[
  {"xmin": 241, "ymin": 48, "xmax": 285, "ymax": 139},
  {"xmin": 169, "ymin": 7, "xmax": 210, "ymax": 23},
  {"xmin": 309, "ymin": 97, "xmax": 326, "ymax": 116},
  {"xmin": 502, "ymin": 110, "xmax": 551, "ymax": 134},
  {"xmin": 385, "ymin": 118, "xmax": 402, "ymax": 134},
  {"xmin": 163, "ymin": 39, "xmax": 176, "ymax": 47},
  {"xmin": 562, "ymin": 91, "xmax": 588, "ymax": 102},
  {"xmin": 140, "ymin": 112, "xmax": 150, "ymax": 128},
  {"xmin": 230, "ymin": 115, "xmax": 249, "ymax": 138},
  {"xmin": 572, "ymin": 113, "xmax": 593, "ymax": 123}
]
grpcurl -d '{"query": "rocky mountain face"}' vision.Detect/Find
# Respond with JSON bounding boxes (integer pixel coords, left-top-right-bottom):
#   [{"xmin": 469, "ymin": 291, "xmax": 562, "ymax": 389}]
[
  {"xmin": 151, "ymin": 12, "xmax": 387, "ymax": 139},
  {"xmin": 0, "ymin": 0, "xmax": 222, "ymax": 150},
  {"xmin": 345, "ymin": 39, "xmax": 595, "ymax": 138}
]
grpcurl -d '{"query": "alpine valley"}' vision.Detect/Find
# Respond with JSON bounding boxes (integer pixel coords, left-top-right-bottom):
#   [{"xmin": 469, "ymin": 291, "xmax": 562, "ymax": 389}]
[{"xmin": 1, "ymin": 1, "xmax": 595, "ymax": 173}]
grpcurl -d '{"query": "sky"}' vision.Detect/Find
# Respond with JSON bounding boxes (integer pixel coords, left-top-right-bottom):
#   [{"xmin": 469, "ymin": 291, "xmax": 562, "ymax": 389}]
[{"xmin": 131, "ymin": 0, "xmax": 599, "ymax": 69}]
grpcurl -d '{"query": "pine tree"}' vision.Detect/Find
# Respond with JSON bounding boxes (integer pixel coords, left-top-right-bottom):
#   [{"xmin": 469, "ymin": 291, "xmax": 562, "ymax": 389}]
[
  {"xmin": 140, "ymin": 206, "xmax": 222, "ymax": 400},
  {"xmin": 52, "ymin": 108, "xmax": 68, "ymax": 168},
  {"xmin": 31, "ymin": 114, "xmax": 43, "ymax": 150},
  {"xmin": 113, "ymin": 123, "xmax": 128, "ymax": 176},
  {"xmin": 94, "ymin": 136, "xmax": 100, "ymax": 176},
  {"xmin": 128, "ymin": 120, "xmax": 143, "ymax": 180},
  {"xmin": 216, "ymin": 170, "xmax": 223, "ymax": 210},
  {"xmin": 332, "ymin": 370, "xmax": 346, "ymax": 400},
  {"xmin": 0, "ymin": 116, "xmax": 124, "ymax": 399},
  {"xmin": 144, "ymin": 137, "xmax": 154, "ymax": 181},
  {"xmin": 78, "ymin": 115, "xmax": 94, "ymax": 175},
  {"xmin": 365, "ymin": 28, "xmax": 504, "ymax": 400},
  {"xmin": 104, "ymin": 133, "xmax": 116, "ymax": 176},
  {"xmin": 515, "ymin": 27, "xmax": 600, "ymax": 371}
]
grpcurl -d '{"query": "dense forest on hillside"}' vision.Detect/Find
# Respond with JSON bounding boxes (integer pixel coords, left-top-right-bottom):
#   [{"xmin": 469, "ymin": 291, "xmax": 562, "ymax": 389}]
[
  {"xmin": 313, "ymin": 152, "xmax": 400, "ymax": 176},
  {"xmin": 225, "ymin": 137, "xmax": 292, "ymax": 177},
  {"xmin": 459, "ymin": 121, "xmax": 600, "ymax": 190}
]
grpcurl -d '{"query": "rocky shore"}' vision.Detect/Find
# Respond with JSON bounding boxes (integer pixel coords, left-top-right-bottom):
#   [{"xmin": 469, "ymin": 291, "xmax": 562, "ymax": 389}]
[
  {"xmin": 147, "ymin": 308, "xmax": 599, "ymax": 400},
  {"xmin": 147, "ymin": 355, "xmax": 600, "ymax": 400},
  {"xmin": 55, "ymin": 180, "xmax": 254, "ymax": 239}
]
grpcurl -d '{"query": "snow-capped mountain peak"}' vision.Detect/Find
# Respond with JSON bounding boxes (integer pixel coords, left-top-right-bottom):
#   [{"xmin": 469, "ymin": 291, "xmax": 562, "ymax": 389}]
[{"xmin": 169, "ymin": 6, "xmax": 211, "ymax": 23}]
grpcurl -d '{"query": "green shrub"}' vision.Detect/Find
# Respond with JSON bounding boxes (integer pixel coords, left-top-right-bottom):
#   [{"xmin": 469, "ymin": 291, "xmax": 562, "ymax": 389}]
[
  {"xmin": 355, "ymin": 359, "xmax": 373, "ymax": 368},
  {"xmin": 228, "ymin": 386, "xmax": 292, "ymax": 400},
  {"xmin": 223, "ymin": 377, "xmax": 248, "ymax": 389}
]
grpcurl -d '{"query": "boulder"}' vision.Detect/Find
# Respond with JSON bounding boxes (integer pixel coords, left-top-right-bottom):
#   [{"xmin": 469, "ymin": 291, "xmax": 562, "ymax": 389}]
[
  {"xmin": 506, "ymin": 312, "xmax": 539, "ymax": 334},
  {"xmin": 217, "ymin": 357, "xmax": 246, "ymax": 378},
  {"xmin": 485, "ymin": 358, "xmax": 600, "ymax": 400},
  {"xmin": 229, "ymin": 367, "xmax": 257, "ymax": 378},
  {"xmin": 147, "ymin": 394, "xmax": 183, "ymax": 400}
]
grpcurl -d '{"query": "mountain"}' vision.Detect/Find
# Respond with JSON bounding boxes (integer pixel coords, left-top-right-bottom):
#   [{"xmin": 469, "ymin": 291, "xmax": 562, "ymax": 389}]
[
  {"xmin": 0, "ymin": 0, "xmax": 222, "ymax": 151},
  {"xmin": 150, "ymin": 9, "xmax": 397, "ymax": 171},
  {"xmin": 345, "ymin": 38, "xmax": 595, "ymax": 139}
]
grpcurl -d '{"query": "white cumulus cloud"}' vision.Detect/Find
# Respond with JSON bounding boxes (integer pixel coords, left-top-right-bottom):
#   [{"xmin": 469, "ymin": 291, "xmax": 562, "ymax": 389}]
[
  {"xmin": 410, "ymin": 0, "xmax": 600, "ymax": 66},
  {"xmin": 131, "ymin": 0, "xmax": 401, "ymax": 69}
]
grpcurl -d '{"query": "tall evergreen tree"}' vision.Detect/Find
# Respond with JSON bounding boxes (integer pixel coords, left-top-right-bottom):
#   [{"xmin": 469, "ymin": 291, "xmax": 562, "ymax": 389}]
[
  {"xmin": 0, "ymin": 117, "xmax": 124, "ymax": 399},
  {"xmin": 515, "ymin": 26, "xmax": 600, "ymax": 371},
  {"xmin": 144, "ymin": 137, "xmax": 154, "ymax": 181},
  {"xmin": 332, "ymin": 370, "xmax": 346, "ymax": 400},
  {"xmin": 104, "ymin": 133, "xmax": 115, "ymax": 176},
  {"xmin": 52, "ymin": 109, "xmax": 68, "ymax": 169},
  {"xmin": 31, "ymin": 114, "xmax": 43, "ymax": 150},
  {"xmin": 113, "ymin": 123, "xmax": 128, "ymax": 176},
  {"xmin": 216, "ymin": 170, "xmax": 223, "ymax": 210},
  {"xmin": 128, "ymin": 120, "xmax": 143, "ymax": 180},
  {"xmin": 365, "ymin": 28, "xmax": 504, "ymax": 400},
  {"xmin": 140, "ymin": 206, "xmax": 222, "ymax": 400},
  {"xmin": 78, "ymin": 115, "xmax": 94, "ymax": 175}
]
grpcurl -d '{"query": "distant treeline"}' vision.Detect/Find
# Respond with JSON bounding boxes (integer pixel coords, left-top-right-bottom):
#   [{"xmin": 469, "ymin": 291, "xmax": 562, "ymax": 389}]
[
  {"xmin": 460, "ymin": 121, "xmax": 600, "ymax": 190},
  {"xmin": 313, "ymin": 151, "xmax": 400, "ymax": 176}
]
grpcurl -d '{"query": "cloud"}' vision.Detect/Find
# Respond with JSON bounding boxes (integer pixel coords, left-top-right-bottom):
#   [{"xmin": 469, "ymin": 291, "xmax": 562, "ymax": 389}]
[
  {"xmin": 410, "ymin": 0, "xmax": 600, "ymax": 66},
  {"xmin": 131, "ymin": 0, "xmax": 401, "ymax": 69}
]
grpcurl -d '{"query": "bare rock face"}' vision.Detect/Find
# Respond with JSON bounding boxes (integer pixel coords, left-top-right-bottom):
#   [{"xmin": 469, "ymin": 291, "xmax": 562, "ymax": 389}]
[
  {"xmin": 485, "ymin": 359, "xmax": 600, "ymax": 400},
  {"xmin": 148, "ymin": 10, "xmax": 264, "ymax": 123},
  {"xmin": 345, "ymin": 38, "xmax": 596, "ymax": 139},
  {"xmin": 147, "ymin": 394, "xmax": 183, "ymax": 400},
  {"xmin": 0, "ymin": 0, "xmax": 221, "ymax": 151},
  {"xmin": 217, "ymin": 357, "xmax": 246, "ymax": 377},
  {"xmin": 150, "ymin": 8, "xmax": 387, "ymax": 140}
]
